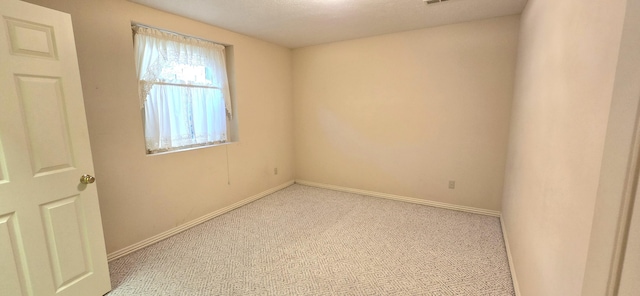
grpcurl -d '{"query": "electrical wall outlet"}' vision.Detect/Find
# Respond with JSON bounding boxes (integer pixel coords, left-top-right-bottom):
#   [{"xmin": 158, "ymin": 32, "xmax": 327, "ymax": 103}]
[
  {"xmin": 274, "ymin": 168, "xmax": 278, "ymax": 175},
  {"xmin": 448, "ymin": 180, "xmax": 455, "ymax": 189}
]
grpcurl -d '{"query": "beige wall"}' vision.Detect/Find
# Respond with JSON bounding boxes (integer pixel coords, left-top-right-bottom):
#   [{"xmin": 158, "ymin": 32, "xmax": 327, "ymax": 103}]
[
  {"xmin": 501, "ymin": 0, "xmax": 627, "ymax": 295},
  {"xmin": 24, "ymin": 0, "xmax": 295, "ymax": 254},
  {"xmin": 292, "ymin": 16, "xmax": 520, "ymax": 211}
]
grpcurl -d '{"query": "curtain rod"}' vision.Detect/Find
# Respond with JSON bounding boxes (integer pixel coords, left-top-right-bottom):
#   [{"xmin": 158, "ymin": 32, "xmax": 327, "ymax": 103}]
[
  {"xmin": 131, "ymin": 23, "xmax": 230, "ymax": 47},
  {"xmin": 143, "ymin": 81, "xmax": 222, "ymax": 90}
]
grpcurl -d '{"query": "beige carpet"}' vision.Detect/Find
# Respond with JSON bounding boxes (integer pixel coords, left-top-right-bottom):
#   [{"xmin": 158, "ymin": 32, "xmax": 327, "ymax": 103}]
[{"xmin": 107, "ymin": 184, "xmax": 514, "ymax": 295}]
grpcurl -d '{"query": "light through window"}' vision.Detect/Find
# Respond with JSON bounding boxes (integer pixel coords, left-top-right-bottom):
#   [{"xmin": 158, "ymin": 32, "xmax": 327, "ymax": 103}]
[{"xmin": 133, "ymin": 25, "xmax": 233, "ymax": 154}]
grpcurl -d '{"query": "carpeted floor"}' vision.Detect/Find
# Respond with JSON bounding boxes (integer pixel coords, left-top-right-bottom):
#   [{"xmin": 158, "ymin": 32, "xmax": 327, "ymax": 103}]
[{"xmin": 107, "ymin": 184, "xmax": 514, "ymax": 295}]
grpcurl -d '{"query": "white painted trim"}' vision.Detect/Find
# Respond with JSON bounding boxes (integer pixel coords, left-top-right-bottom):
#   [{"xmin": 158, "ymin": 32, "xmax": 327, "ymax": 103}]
[
  {"xmin": 501, "ymin": 215, "xmax": 521, "ymax": 296},
  {"xmin": 295, "ymin": 179, "xmax": 501, "ymax": 217},
  {"xmin": 107, "ymin": 180, "xmax": 295, "ymax": 261}
]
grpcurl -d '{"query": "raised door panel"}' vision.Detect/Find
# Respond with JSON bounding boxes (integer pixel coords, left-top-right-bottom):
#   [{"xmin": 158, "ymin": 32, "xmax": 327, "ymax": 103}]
[
  {"xmin": 0, "ymin": 138, "xmax": 7, "ymax": 184},
  {"xmin": 0, "ymin": 213, "xmax": 32, "ymax": 296},
  {"xmin": 5, "ymin": 17, "xmax": 58, "ymax": 59},
  {"xmin": 40, "ymin": 196, "xmax": 92, "ymax": 292},
  {"xmin": 15, "ymin": 75, "xmax": 75, "ymax": 177}
]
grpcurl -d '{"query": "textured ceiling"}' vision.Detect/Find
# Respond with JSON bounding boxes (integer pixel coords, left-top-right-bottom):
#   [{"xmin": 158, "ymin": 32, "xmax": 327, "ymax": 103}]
[{"xmin": 130, "ymin": 0, "xmax": 527, "ymax": 48}]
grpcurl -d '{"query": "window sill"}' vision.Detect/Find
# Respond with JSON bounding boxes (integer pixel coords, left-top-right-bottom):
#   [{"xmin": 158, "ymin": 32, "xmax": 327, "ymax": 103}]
[{"xmin": 145, "ymin": 141, "xmax": 237, "ymax": 157}]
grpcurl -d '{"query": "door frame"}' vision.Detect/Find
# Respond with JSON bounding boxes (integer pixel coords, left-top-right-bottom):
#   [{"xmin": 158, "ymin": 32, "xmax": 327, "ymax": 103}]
[{"xmin": 582, "ymin": 0, "xmax": 640, "ymax": 294}]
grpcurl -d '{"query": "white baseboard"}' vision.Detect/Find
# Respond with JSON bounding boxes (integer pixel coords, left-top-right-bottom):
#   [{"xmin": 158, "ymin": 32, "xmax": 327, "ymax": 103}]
[
  {"xmin": 107, "ymin": 180, "xmax": 295, "ymax": 261},
  {"xmin": 295, "ymin": 180, "xmax": 501, "ymax": 217},
  {"xmin": 500, "ymin": 215, "xmax": 521, "ymax": 296}
]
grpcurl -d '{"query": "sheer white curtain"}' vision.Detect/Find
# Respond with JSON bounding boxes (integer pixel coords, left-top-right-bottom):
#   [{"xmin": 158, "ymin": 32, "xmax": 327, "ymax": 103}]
[{"xmin": 133, "ymin": 25, "xmax": 232, "ymax": 153}]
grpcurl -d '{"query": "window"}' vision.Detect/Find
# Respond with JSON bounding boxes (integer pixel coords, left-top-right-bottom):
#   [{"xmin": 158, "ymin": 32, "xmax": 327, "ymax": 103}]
[{"xmin": 133, "ymin": 25, "xmax": 233, "ymax": 154}]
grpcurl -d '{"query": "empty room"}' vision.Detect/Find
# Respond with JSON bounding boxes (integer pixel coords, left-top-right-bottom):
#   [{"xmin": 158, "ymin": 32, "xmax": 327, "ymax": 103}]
[{"xmin": 1, "ymin": 0, "xmax": 639, "ymax": 295}]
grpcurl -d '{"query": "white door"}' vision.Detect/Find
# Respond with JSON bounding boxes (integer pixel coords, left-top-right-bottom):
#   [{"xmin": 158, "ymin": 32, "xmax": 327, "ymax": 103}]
[{"xmin": 0, "ymin": 0, "xmax": 111, "ymax": 295}]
